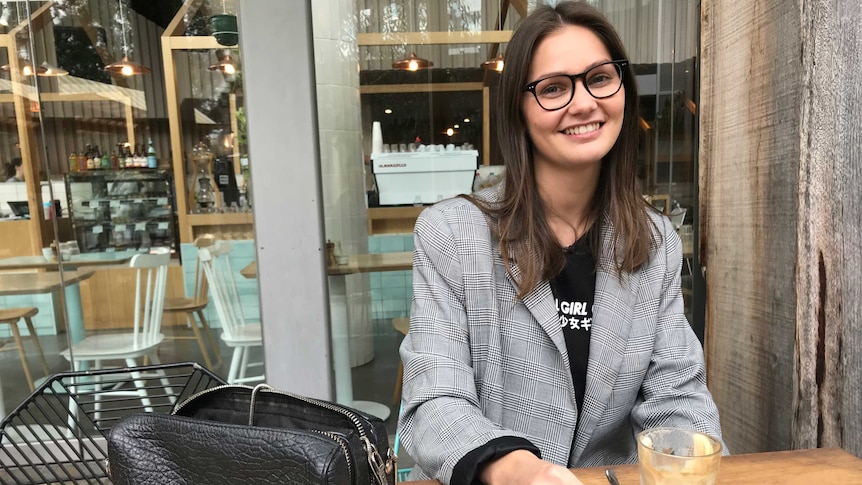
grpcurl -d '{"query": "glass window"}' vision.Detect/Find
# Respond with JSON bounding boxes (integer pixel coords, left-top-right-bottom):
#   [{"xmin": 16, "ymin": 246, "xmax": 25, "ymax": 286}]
[
  {"xmin": 0, "ymin": 0, "xmax": 263, "ymax": 451},
  {"xmin": 312, "ymin": 0, "xmax": 703, "ymax": 466}
]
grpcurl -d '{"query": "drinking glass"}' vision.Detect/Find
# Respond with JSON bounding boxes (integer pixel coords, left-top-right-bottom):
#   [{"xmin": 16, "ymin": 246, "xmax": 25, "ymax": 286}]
[{"xmin": 637, "ymin": 428, "xmax": 721, "ymax": 485}]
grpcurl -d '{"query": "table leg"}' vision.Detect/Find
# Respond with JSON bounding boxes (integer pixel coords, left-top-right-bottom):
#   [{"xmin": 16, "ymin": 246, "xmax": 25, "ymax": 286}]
[
  {"xmin": 63, "ymin": 283, "xmax": 85, "ymax": 345},
  {"xmin": 328, "ymin": 274, "xmax": 391, "ymax": 421}
]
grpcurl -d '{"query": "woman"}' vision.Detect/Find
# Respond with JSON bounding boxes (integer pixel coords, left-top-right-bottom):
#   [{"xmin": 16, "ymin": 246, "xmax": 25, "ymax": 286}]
[
  {"xmin": 5, "ymin": 157, "xmax": 24, "ymax": 183},
  {"xmin": 398, "ymin": 2, "xmax": 724, "ymax": 484}
]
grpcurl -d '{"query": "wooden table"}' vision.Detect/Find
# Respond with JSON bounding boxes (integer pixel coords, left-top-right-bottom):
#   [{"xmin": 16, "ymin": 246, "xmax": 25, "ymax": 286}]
[
  {"xmin": 239, "ymin": 251, "xmax": 413, "ymax": 279},
  {"xmin": 0, "ymin": 250, "xmax": 137, "ymax": 271},
  {"xmin": 0, "ymin": 270, "xmax": 95, "ymax": 419},
  {"xmin": 403, "ymin": 448, "xmax": 862, "ymax": 484},
  {"xmin": 240, "ymin": 251, "xmax": 414, "ymax": 420},
  {"xmin": 0, "ymin": 270, "xmax": 95, "ymax": 296},
  {"xmin": 0, "ymin": 251, "xmax": 137, "ymax": 344}
]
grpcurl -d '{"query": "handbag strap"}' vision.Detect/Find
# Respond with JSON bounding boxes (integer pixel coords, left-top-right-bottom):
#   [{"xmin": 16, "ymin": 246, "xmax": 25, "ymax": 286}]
[{"xmin": 248, "ymin": 383, "xmax": 273, "ymax": 425}]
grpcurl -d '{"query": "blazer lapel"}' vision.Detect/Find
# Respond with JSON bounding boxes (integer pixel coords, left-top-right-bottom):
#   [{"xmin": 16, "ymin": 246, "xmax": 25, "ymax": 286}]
[
  {"xmin": 571, "ymin": 218, "xmax": 640, "ymax": 463},
  {"xmin": 505, "ymin": 258, "xmax": 569, "ymax": 365}
]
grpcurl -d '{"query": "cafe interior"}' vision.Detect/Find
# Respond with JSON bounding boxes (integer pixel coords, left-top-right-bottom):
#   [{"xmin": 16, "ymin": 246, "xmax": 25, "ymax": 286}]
[{"xmin": 2, "ymin": 0, "xmax": 849, "ymax": 483}]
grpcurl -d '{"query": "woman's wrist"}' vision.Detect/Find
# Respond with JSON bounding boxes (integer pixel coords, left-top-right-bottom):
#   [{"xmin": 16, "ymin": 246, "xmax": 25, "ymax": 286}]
[{"xmin": 479, "ymin": 449, "xmax": 543, "ymax": 484}]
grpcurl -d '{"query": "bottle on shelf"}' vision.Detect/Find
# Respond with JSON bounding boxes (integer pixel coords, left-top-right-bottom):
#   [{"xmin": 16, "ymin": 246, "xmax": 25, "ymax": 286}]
[
  {"xmin": 111, "ymin": 146, "xmax": 120, "ymax": 169},
  {"xmin": 85, "ymin": 144, "xmax": 95, "ymax": 170},
  {"xmin": 68, "ymin": 151, "xmax": 78, "ymax": 173},
  {"xmin": 77, "ymin": 149, "xmax": 87, "ymax": 172},
  {"xmin": 133, "ymin": 143, "xmax": 146, "ymax": 168},
  {"xmin": 124, "ymin": 145, "xmax": 134, "ymax": 169},
  {"xmin": 147, "ymin": 138, "xmax": 158, "ymax": 169},
  {"xmin": 99, "ymin": 146, "xmax": 110, "ymax": 170}
]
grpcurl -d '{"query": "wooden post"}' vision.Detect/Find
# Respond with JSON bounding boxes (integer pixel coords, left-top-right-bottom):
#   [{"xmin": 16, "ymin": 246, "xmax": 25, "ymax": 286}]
[{"xmin": 700, "ymin": 0, "xmax": 862, "ymax": 456}]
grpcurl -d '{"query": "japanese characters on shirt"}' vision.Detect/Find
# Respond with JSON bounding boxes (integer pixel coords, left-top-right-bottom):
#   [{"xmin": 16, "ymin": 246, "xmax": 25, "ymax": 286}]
[{"xmin": 555, "ymin": 298, "xmax": 592, "ymax": 331}]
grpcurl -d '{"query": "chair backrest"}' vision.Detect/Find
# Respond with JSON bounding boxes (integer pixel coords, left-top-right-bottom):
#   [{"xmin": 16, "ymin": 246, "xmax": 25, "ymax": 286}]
[
  {"xmin": 129, "ymin": 250, "xmax": 170, "ymax": 349},
  {"xmin": 192, "ymin": 234, "xmax": 216, "ymax": 303},
  {"xmin": 669, "ymin": 207, "xmax": 687, "ymax": 230},
  {"xmin": 198, "ymin": 242, "xmax": 245, "ymax": 340}
]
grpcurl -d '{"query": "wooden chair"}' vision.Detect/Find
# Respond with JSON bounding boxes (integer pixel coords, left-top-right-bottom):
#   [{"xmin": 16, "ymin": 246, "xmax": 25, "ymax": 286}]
[
  {"xmin": 0, "ymin": 307, "xmax": 49, "ymax": 392},
  {"xmin": 199, "ymin": 242, "xmax": 264, "ymax": 384},
  {"xmin": 163, "ymin": 235, "xmax": 221, "ymax": 370},
  {"xmin": 391, "ymin": 317, "xmax": 409, "ymax": 405}
]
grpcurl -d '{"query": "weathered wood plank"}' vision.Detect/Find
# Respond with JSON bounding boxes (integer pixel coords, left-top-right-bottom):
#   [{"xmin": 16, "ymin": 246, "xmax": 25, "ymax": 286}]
[{"xmin": 702, "ymin": 0, "xmax": 862, "ymax": 457}]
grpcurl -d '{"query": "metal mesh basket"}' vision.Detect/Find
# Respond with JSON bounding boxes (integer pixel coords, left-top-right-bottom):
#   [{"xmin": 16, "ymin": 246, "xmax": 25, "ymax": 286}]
[{"xmin": 0, "ymin": 362, "xmax": 226, "ymax": 484}]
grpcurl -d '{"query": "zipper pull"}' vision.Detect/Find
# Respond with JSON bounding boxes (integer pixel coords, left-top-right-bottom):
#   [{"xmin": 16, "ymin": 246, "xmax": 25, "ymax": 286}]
[
  {"xmin": 362, "ymin": 437, "xmax": 390, "ymax": 484},
  {"xmin": 248, "ymin": 383, "xmax": 273, "ymax": 425}
]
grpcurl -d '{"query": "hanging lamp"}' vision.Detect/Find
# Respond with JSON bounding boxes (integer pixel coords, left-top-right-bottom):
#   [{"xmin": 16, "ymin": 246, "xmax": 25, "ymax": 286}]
[
  {"xmin": 481, "ymin": 53, "xmax": 504, "ymax": 72},
  {"xmin": 38, "ymin": 61, "xmax": 68, "ymax": 77},
  {"xmin": 481, "ymin": 2, "xmax": 505, "ymax": 72},
  {"xmin": 393, "ymin": 52, "xmax": 433, "ymax": 71},
  {"xmin": 105, "ymin": 0, "xmax": 150, "ymax": 76},
  {"xmin": 208, "ymin": 52, "xmax": 238, "ymax": 75}
]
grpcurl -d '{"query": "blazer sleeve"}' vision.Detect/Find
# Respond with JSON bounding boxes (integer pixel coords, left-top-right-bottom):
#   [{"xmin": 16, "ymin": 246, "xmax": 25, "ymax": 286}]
[
  {"xmin": 399, "ymin": 205, "xmax": 535, "ymax": 484},
  {"xmin": 629, "ymin": 217, "xmax": 729, "ymax": 454}
]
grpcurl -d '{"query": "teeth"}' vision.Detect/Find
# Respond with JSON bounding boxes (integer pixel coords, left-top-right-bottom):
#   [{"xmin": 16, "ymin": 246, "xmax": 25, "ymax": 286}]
[{"xmin": 564, "ymin": 122, "xmax": 600, "ymax": 135}]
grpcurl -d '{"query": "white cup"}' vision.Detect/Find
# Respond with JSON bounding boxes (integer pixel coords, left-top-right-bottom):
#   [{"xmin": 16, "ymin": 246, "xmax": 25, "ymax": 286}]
[
  {"xmin": 371, "ymin": 121, "xmax": 383, "ymax": 154},
  {"xmin": 42, "ymin": 247, "xmax": 54, "ymax": 261}
]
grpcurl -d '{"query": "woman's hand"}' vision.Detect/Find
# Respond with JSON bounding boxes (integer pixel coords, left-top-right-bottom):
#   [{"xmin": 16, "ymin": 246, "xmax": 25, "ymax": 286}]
[{"xmin": 479, "ymin": 450, "xmax": 585, "ymax": 485}]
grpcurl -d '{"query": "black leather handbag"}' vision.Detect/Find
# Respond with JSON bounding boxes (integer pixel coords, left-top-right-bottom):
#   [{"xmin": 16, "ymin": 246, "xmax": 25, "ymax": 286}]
[{"xmin": 107, "ymin": 384, "xmax": 396, "ymax": 485}]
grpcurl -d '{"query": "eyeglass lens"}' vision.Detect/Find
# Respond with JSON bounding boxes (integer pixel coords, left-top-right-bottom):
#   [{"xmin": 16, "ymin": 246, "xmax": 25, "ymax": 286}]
[{"xmin": 533, "ymin": 63, "xmax": 623, "ymax": 110}]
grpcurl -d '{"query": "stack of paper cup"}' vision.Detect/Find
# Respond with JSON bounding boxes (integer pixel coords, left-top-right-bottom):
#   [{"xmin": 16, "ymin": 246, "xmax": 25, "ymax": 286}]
[{"xmin": 371, "ymin": 121, "xmax": 383, "ymax": 154}]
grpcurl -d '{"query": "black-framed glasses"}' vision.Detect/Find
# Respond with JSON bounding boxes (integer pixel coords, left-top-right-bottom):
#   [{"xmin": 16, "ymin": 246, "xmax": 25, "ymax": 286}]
[{"xmin": 524, "ymin": 60, "xmax": 628, "ymax": 111}]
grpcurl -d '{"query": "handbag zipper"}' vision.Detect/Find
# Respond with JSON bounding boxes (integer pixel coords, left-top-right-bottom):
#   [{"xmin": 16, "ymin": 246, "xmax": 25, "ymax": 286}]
[
  {"xmin": 174, "ymin": 384, "xmax": 393, "ymax": 485},
  {"xmin": 311, "ymin": 429, "xmax": 354, "ymax": 482}
]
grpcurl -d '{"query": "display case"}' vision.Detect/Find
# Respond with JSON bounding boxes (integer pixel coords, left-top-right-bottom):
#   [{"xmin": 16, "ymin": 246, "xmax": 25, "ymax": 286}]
[{"xmin": 65, "ymin": 170, "xmax": 177, "ymax": 253}]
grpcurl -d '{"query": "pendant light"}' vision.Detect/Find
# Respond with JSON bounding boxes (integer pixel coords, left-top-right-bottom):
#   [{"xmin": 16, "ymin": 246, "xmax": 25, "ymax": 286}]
[
  {"xmin": 0, "ymin": 5, "xmax": 67, "ymax": 76},
  {"xmin": 105, "ymin": 0, "xmax": 150, "ymax": 76},
  {"xmin": 481, "ymin": 2, "xmax": 505, "ymax": 72},
  {"xmin": 208, "ymin": 51, "xmax": 238, "ymax": 75},
  {"xmin": 38, "ymin": 61, "xmax": 68, "ymax": 77},
  {"xmin": 481, "ymin": 53, "xmax": 504, "ymax": 72},
  {"xmin": 393, "ymin": 52, "xmax": 433, "ymax": 71}
]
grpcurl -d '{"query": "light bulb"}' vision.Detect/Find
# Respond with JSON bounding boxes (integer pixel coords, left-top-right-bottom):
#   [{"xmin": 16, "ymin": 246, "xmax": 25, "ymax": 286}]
[
  {"xmin": 384, "ymin": 108, "xmax": 393, "ymax": 114},
  {"xmin": 446, "ymin": 128, "xmax": 454, "ymax": 137},
  {"xmin": 224, "ymin": 63, "xmax": 236, "ymax": 75},
  {"xmin": 495, "ymin": 59, "xmax": 504, "ymax": 72},
  {"xmin": 463, "ymin": 118, "xmax": 471, "ymax": 123},
  {"xmin": 454, "ymin": 124, "xmax": 459, "ymax": 129},
  {"xmin": 121, "ymin": 64, "xmax": 134, "ymax": 76},
  {"xmin": 21, "ymin": 65, "xmax": 32, "ymax": 76},
  {"xmin": 408, "ymin": 60, "xmax": 418, "ymax": 71}
]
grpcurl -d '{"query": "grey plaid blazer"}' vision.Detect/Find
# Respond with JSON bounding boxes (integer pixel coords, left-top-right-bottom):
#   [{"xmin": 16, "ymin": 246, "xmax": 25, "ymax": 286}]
[{"xmin": 398, "ymin": 190, "xmax": 724, "ymax": 483}]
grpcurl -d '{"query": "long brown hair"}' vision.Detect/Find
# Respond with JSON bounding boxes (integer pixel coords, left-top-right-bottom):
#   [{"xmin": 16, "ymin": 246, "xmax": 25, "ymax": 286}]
[{"xmin": 467, "ymin": 1, "xmax": 655, "ymax": 298}]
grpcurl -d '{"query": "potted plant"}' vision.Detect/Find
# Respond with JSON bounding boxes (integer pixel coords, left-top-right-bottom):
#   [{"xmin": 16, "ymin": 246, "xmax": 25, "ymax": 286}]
[{"xmin": 210, "ymin": 13, "xmax": 238, "ymax": 46}]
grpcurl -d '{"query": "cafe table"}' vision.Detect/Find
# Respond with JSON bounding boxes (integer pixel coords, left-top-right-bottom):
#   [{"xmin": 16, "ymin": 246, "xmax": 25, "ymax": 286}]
[
  {"xmin": 0, "ymin": 251, "xmax": 138, "ymax": 344},
  {"xmin": 0, "ymin": 270, "xmax": 95, "ymax": 418},
  {"xmin": 240, "ymin": 251, "xmax": 414, "ymax": 420},
  {"xmin": 402, "ymin": 448, "xmax": 862, "ymax": 484}
]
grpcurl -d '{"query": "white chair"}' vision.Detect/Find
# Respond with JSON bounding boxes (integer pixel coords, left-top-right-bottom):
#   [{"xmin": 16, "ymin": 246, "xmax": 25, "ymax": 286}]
[
  {"xmin": 60, "ymin": 250, "xmax": 173, "ymax": 416},
  {"xmin": 669, "ymin": 207, "xmax": 687, "ymax": 230},
  {"xmin": 199, "ymin": 242, "xmax": 264, "ymax": 384}
]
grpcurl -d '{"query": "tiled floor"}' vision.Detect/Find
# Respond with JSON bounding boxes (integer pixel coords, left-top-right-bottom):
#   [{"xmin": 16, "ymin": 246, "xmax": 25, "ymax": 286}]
[{"xmin": 0, "ymin": 319, "xmax": 416, "ymax": 470}]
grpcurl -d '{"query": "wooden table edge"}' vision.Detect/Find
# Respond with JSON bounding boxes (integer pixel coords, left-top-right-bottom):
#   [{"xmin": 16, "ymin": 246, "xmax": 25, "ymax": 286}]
[{"xmin": 400, "ymin": 448, "xmax": 862, "ymax": 485}]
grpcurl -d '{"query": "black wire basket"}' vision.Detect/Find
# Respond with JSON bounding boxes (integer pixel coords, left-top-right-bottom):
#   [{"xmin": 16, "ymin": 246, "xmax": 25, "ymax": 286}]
[{"xmin": 0, "ymin": 362, "xmax": 226, "ymax": 484}]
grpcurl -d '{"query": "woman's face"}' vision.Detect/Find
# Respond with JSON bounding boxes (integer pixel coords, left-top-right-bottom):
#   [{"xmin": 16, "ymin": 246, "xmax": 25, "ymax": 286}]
[{"xmin": 522, "ymin": 25, "xmax": 625, "ymax": 172}]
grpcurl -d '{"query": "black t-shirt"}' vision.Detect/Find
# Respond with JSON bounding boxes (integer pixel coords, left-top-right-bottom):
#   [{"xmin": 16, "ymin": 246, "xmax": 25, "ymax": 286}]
[
  {"xmin": 549, "ymin": 234, "xmax": 596, "ymax": 423},
  {"xmin": 451, "ymin": 235, "xmax": 597, "ymax": 484}
]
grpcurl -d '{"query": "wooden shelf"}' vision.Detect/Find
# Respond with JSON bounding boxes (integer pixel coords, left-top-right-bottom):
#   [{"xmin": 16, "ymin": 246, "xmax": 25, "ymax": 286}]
[
  {"xmin": 367, "ymin": 206, "xmax": 424, "ymax": 235},
  {"xmin": 187, "ymin": 213, "xmax": 254, "ymax": 227}
]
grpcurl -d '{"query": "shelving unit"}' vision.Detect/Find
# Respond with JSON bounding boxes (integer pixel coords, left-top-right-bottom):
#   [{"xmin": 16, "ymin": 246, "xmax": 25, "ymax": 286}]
[
  {"xmin": 65, "ymin": 170, "xmax": 177, "ymax": 253},
  {"xmin": 162, "ymin": 0, "xmax": 251, "ymax": 243}
]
